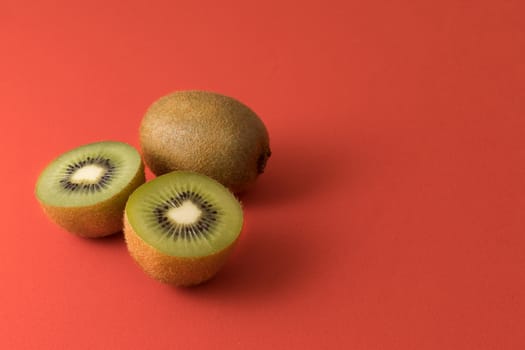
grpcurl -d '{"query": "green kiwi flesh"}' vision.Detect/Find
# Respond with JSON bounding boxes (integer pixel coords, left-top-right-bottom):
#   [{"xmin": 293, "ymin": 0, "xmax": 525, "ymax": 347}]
[
  {"xmin": 139, "ymin": 90, "xmax": 271, "ymax": 193},
  {"xmin": 35, "ymin": 141, "xmax": 145, "ymax": 237},
  {"xmin": 124, "ymin": 171, "xmax": 243, "ymax": 286}
]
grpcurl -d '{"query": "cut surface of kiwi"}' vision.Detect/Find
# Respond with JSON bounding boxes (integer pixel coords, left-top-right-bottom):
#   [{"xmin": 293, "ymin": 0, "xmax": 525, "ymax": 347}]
[
  {"xmin": 124, "ymin": 171, "xmax": 243, "ymax": 285},
  {"xmin": 35, "ymin": 141, "xmax": 145, "ymax": 237}
]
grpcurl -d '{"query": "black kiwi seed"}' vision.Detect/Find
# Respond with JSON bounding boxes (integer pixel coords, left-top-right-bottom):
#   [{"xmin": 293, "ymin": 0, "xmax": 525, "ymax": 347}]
[
  {"xmin": 59, "ymin": 157, "xmax": 116, "ymax": 193},
  {"xmin": 152, "ymin": 190, "xmax": 219, "ymax": 241}
]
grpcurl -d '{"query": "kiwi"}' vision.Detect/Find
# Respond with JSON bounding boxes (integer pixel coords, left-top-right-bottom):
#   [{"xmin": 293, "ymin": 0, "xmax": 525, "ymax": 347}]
[
  {"xmin": 139, "ymin": 90, "xmax": 271, "ymax": 193},
  {"xmin": 123, "ymin": 171, "xmax": 243, "ymax": 286},
  {"xmin": 35, "ymin": 141, "xmax": 145, "ymax": 238}
]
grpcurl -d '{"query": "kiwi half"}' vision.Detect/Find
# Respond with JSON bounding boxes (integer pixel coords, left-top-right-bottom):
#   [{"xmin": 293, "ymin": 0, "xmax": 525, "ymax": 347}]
[
  {"xmin": 139, "ymin": 90, "xmax": 271, "ymax": 193},
  {"xmin": 35, "ymin": 141, "xmax": 145, "ymax": 238},
  {"xmin": 124, "ymin": 171, "xmax": 243, "ymax": 286}
]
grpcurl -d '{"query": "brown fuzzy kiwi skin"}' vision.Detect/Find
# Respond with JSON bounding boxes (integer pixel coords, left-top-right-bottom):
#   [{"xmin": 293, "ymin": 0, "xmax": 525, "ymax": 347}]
[
  {"xmin": 139, "ymin": 90, "xmax": 271, "ymax": 193},
  {"xmin": 38, "ymin": 163, "xmax": 145, "ymax": 238},
  {"xmin": 123, "ymin": 213, "xmax": 239, "ymax": 286}
]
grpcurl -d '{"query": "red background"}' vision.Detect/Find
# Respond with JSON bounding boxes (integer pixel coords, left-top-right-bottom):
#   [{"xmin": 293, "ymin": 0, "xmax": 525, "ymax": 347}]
[{"xmin": 1, "ymin": 0, "xmax": 524, "ymax": 349}]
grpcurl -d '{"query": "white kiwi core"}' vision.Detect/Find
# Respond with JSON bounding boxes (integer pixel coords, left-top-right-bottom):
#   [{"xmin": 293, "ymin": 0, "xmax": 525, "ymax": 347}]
[
  {"xmin": 167, "ymin": 200, "xmax": 202, "ymax": 224},
  {"xmin": 70, "ymin": 164, "xmax": 105, "ymax": 184}
]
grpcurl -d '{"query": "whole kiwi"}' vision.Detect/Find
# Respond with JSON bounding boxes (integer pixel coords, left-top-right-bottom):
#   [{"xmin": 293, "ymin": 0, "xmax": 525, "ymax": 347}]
[{"xmin": 139, "ymin": 91, "xmax": 271, "ymax": 193}]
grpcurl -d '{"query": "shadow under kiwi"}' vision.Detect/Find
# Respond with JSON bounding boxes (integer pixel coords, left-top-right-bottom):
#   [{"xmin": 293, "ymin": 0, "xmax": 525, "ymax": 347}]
[
  {"xmin": 238, "ymin": 143, "xmax": 346, "ymax": 206},
  {"xmin": 170, "ymin": 217, "xmax": 320, "ymax": 301},
  {"xmin": 77, "ymin": 230, "xmax": 125, "ymax": 246}
]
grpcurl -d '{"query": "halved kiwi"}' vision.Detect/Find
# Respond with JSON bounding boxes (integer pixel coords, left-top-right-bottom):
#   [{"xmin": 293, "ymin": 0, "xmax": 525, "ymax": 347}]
[
  {"xmin": 35, "ymin": 141, "xmax": 145, "ymax": 238},
  {"xmin": 124, "ymin": 171, "xmax": 243, "ymax": 286}
]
